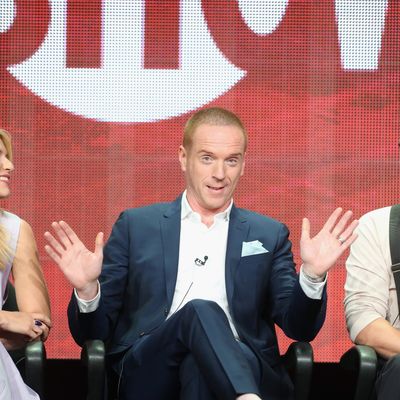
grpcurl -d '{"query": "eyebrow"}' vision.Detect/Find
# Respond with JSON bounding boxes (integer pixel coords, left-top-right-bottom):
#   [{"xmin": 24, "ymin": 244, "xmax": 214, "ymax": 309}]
[{"xmin": 198, "ymin": 150, "xmax": 243, "ymax": 158}]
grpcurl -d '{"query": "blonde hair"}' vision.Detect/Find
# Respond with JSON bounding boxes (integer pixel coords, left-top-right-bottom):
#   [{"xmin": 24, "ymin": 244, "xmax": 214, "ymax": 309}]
[
  {"xmin": 0, "ymin": 129, "xmax": 13, "ymax": 271},
  {"xmin": 183, "ymin": 107, "xmax": 248, "ymax": 151}
]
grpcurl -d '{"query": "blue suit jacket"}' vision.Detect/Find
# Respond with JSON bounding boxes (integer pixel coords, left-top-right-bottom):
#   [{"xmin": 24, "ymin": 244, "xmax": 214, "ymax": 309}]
[{"xmin": 68, "ymin": 195, "xmax": 326, "ymax": 397}]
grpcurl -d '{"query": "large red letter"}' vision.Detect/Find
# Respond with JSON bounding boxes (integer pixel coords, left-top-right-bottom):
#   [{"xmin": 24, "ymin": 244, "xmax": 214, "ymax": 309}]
[
  {"xmin": 0, "ymin": 0, "xmax": 50, "ymax": 66},
  {"xmin": 144, "ymin": 0, "xmax": 180, "ymax": 69},
  {"xmin": 66, "ymin": 0, "xmax": 102, "ymax": 68}
]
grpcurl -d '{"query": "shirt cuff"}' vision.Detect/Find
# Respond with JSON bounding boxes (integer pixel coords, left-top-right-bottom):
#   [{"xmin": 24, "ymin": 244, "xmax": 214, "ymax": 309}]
[
  {"xmin": 299, "ymin": 265, "xmax": 327, "ymax": 300},
  {"xmin": 74, "ymin": 281, "xmax": 101, "ymax": 313}
]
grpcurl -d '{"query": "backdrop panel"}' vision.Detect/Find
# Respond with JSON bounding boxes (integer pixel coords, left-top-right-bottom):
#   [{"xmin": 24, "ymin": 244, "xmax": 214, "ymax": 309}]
[{"xmin": 0, "ymin": 0, "xmax": 398, "ymax": 360}]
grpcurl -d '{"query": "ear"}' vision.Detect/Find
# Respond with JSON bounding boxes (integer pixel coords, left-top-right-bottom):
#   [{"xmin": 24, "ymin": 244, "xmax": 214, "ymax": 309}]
[{"xmin": 178, "ymin": 145, "xmax": 187, "ymax": 172}]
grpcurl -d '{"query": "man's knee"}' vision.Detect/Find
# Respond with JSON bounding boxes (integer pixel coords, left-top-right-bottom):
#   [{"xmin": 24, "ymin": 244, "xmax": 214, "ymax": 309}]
[
  {"xmin": 183, "ymin": 299, "xmax": 225, "ymax": 317},
  {"xmin": 178, "ymin": 299, "xmax": 231, "ymax": 335}
]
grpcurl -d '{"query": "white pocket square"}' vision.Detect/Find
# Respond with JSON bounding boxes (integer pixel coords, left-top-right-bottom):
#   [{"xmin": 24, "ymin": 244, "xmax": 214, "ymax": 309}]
[{"xmin": 241, "ymin": 240, "xmax": 269, "ymax": 257}]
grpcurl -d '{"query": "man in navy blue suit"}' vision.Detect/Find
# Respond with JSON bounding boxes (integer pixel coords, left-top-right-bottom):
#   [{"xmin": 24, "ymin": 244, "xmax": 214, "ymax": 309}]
[{"xmin": 45, "ymin": 107, "xmax": 358, "ymax": 400}]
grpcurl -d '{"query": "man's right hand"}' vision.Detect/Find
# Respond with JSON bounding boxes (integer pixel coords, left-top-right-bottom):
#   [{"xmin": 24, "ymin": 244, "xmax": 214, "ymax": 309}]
[{"xmin": 44, "ymin": 221, "xmax": 104, "ymax": 300}]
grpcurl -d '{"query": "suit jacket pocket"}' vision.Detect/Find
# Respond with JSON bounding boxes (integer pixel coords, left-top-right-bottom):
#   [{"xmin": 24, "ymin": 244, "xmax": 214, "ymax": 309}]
[{"xmin": 239, "ymin": 252, "xmax": 272, "ymax": 270}]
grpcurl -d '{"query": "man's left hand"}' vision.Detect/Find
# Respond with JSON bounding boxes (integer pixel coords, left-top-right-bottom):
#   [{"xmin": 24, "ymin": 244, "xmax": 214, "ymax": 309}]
[{"xmin": 300, "ymin": 208, "xmax": 358, "ymax": 279}]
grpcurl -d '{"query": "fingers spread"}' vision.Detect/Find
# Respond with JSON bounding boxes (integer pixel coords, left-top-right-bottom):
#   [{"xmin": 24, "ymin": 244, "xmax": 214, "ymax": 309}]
[
  {"xmin": 44, "ymin": 231, "xmax": 65, "ymax": 255},
  {"xmin": 336, "ymin": 219, "xmax": 359, "ymax": 244},
  {"xmin": 331, "ymin": 210, "xmax": 354, "ymax": 238},
  {"xmin": 338, "ymin": 231, "xmax": 359, "ymax": 251},
  {"xmin": 44, "ymin": 243, "xmax": 62, "ymax": 265},
  {"xmin": 322, "ymin": 207, "xmax": 343, "ymax": 232},
  {"xmin": 59, "ymin": 221, "xmax": 82, "ymax": 245},
  {"xmin": 50, "ymin": 221, "xmax": 73, "ymax": 249}
]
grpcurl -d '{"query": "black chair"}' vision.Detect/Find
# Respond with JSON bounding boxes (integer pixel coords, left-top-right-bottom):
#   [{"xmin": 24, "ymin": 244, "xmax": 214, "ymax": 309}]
[
  {"xmin": 81, "ymin": 339, "xmax": 313, "ymax": 400},
  {"xmin": 340, "ymin": 345, "xmax": 378, "ymax": 400},
  {"xmin": 2, "ymin": 281, "xmax": 47, "ymax": 399},
  {"xmin": 81, "ymin": 340, "xmax": 106, "ymax": 400},
  {"xmin": 283, "ymin": 341, "xmax": 314, "ymax": 400}
]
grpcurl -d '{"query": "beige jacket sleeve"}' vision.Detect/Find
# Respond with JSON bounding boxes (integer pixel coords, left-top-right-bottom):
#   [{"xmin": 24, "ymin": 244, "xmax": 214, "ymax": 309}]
[{"xmin": 344, "ymin": 207, "xmax": 398, "ymax": 342}]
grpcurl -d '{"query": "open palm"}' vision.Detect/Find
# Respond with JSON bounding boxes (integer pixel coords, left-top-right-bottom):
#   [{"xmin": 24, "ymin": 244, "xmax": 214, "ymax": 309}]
[
  {"xmin": 44, "ymin": 221, "xmax": 103, "ymax": 293},
  {"xmin": 300, "ymin": 208, "xmax": 358, "ymax": 277}
]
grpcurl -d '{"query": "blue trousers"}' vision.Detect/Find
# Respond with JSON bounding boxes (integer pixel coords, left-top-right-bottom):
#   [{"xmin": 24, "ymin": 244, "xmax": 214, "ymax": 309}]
[{"xmin": 115, "ymin": 300, "xmax": 261, "ymax": 400}]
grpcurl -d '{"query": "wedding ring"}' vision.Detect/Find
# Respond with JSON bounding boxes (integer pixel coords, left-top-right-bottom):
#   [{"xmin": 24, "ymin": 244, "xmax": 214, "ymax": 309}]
[{"xmin": 338, "ymin": 237, "xmax": 345, "ymax": 245}]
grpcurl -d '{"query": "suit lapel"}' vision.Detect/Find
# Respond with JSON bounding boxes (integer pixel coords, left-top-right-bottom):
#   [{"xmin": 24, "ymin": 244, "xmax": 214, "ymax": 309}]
[
  {"xmin": 160, "ymin": 196, "xmax": 182, "ymax": 307},
  {"xmin": 226, "ymin": 205, "xmax": 249, "ymax": 305}
]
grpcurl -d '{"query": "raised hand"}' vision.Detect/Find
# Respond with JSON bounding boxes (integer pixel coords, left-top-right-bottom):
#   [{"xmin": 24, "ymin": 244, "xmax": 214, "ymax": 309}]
[
  {"xmin": 300, "ymin": 208, "xmax": 358, "ymax": 278},
  {"xmin": 44, "ymin": 221, "xmax": 104, "ymax": 299}
]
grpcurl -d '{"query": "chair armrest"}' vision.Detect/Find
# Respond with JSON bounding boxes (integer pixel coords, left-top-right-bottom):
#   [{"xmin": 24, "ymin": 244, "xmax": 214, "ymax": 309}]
[
  {"xmin": 81, "ymin": 340, "xmax": 106, "ymax": 400},
  {"xmin": 25, "ymin": 341, "xmax": 46, "ymax": 399},
  {"xmin": 282, "ymin": 342, "xmax": 313, "ymax": 400},
  {"xmin": 340, "ymin": 345, "xmax": 377, "ymax": 400}
]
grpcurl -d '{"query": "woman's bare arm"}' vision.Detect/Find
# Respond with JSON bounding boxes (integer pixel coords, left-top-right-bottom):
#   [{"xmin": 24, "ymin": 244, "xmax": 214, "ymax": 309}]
[{"xmin": 11, "ymin": 219, "xmax": 51, "ymax": 339}]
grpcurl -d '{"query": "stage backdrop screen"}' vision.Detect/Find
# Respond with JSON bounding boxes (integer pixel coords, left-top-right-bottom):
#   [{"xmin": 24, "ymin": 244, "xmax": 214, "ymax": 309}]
[{"xmin": 0, "ymin": 0, "xmax": 399, "ymax": 360}]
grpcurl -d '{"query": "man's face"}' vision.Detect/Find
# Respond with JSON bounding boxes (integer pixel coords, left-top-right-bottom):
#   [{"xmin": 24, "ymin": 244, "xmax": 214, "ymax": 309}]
[{"xmin": 179, "ymin": 123, "xmax": 246, "ymax": 216}]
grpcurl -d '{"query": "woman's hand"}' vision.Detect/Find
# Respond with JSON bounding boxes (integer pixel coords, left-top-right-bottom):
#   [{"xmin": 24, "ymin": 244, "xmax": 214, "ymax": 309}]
[{"xmin": 0, "ymin": 310, "xmax": 51, "ymax": 343}]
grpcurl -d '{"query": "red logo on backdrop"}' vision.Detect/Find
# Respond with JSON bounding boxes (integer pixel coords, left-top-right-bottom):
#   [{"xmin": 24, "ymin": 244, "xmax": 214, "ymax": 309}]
[{"xmin": 0, "ymin": 0, "xmax": 396, "ymax": 122}]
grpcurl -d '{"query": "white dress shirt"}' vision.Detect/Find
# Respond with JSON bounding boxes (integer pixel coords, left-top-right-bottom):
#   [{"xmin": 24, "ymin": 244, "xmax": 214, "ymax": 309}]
[{"xmin": 166, "ymin": 192, "xmax": 238, "ymax": 336}]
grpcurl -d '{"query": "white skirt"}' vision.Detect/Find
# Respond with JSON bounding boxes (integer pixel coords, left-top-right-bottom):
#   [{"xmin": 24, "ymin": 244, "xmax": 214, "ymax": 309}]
[{"xmin": 0, "ymin": 343, "xmax": 39, "ymax": 399}]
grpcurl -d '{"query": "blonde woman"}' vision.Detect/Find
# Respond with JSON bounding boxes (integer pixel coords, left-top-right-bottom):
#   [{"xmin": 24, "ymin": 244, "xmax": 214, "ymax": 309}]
[{"xmin": 0, "ymin": 129, "xmax": 51, "ymax": 399}]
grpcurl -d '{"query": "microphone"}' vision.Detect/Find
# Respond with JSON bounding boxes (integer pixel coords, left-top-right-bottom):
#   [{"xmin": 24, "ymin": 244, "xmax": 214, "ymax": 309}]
[{"xmin": 194, "ymin": 255, "xmax": 208, "ymax": 266}]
